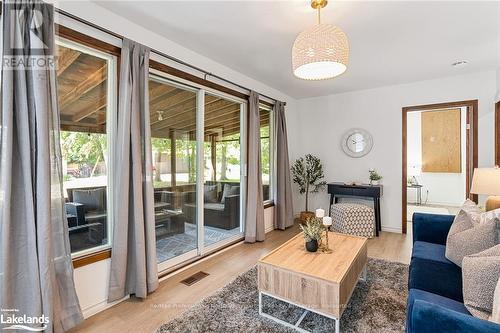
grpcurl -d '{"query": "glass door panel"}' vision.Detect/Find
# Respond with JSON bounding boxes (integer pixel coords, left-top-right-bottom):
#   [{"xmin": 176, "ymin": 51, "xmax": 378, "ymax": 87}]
[
  {"xmin": 149, "ymin": 77, "xmax": 198, "ymax": 265},
  {"xmin": 203, "ymin": 93, "xmax": 244, "ymax": 247}
]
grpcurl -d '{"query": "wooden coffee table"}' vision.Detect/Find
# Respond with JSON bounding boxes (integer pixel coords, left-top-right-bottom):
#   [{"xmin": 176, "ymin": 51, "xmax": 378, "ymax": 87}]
[{"xmin": 258, "ymin": 232, "xmax": 368, "ymax": 333}]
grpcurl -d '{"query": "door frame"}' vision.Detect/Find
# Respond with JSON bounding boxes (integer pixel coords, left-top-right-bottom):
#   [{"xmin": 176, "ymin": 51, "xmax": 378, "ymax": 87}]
[{"xmin": 401, "ymin": 100, "xmax": 478, "ymax": 234}]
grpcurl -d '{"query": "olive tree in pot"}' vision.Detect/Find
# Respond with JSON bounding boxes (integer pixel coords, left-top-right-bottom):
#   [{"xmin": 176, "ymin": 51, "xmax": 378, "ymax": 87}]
[{"xmin": 291, "ymin": 154, "xmax": 327, "ymax": 222}]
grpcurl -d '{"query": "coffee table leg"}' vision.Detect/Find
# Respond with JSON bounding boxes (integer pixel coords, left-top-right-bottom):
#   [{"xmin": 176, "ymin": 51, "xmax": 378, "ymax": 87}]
[{"xmin": 335, "ymin": 317, "xmax": 340, "ymax": 333}]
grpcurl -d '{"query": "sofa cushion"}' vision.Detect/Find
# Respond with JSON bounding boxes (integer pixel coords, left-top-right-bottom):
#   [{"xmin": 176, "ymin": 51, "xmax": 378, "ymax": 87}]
[
  {"xmin": 445, "ymin": 210, "xmax": 498, "ymax": 267},
  {"xmin": 409, "ymin": 257, "xmax": 463, "ymax": 302},
  {"xmin": 412, "ymin": 241, "xmax": 452, "ymax": 265},
  {"xmin": 462, "ymin": 244, "xmax": 500, "ymax": 320}
]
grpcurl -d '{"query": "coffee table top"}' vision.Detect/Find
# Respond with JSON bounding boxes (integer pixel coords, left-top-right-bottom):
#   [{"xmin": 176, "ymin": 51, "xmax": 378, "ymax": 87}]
[{"xmin": 259, "ymin": 232, "xmax": 368, "ymax": 283}]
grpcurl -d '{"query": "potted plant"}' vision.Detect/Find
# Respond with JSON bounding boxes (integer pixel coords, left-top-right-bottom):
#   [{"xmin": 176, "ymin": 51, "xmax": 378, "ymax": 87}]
[
  {"xmin": 291, "ymin": 154, "xmax": 327, "ymax": 222},
  {"xmin": 369, "ymin": 169, "xmax": 382, "ymax": 185},
  {"xmin": 299, "ymin": 217, "xmax": 323, "ymax": 252}
]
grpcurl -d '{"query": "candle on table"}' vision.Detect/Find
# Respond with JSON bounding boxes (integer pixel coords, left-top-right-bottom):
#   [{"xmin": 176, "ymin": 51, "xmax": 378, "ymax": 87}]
[
  {"xmin": 322, "ymin": 216, "xmax": 332, "ymax": 226},
  {"xmin": 315, "ymin": 208, "xmax": 325, "ymax": 218}
]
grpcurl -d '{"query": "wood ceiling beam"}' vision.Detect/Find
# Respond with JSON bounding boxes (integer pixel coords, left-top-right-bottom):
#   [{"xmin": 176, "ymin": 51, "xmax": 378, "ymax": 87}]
[
  {"xmin": 150, "ymin": 86, "xmax": 183, "ymax": 107},
  {"xmin": 57, "ymin": 47, "xmax": 81, "ymax": 77},
  {"xmin": 59, "ymin": 64, "xmax": 107, "ymax": 110},
  {"xmin": 166, "ymin": 103, "xmax": 239, "ymax": 132},
  {"xmin": 71, "ymin": 96, "xmax": 107, "ymax": 123},
  {"xmin": 150, "ymin": 96, "xmax": 223, "ymax": 130}
]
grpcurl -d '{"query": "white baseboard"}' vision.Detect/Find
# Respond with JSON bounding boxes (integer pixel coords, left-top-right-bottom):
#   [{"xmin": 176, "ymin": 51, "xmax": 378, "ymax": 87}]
[
  {"xmin": 381, "ymin": 226, "xmax": 402, "ymax": 234},
  {"xmin": 82, "ymin": 295, "xmax": 129, "ymax": 319}
]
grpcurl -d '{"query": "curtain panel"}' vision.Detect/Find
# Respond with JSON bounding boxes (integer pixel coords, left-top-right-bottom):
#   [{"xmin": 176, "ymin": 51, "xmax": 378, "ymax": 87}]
[
  {"xmin": 244, "ymin": 91, "xmax": 265, "ymax": 242},
  {"xmin": 0, "ymin": 1, "xmax": 83, "ymax": 331},
  {"xmin": 274, "ymin": 101, "xmax": 294, "ymax": 230},
  {"xmin": 108, "ymin": 39, "xmax": 158, "ymax": 302}
]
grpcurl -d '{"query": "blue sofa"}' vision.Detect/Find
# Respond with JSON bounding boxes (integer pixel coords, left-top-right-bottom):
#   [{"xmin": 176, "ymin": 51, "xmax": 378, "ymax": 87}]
[{"xmin": 406, "ymin": 213, "xmax": 500, "ymax": 333}]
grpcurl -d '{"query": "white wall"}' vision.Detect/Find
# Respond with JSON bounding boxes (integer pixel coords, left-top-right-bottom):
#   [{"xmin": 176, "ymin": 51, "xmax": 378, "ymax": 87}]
[
  {"xmin": 288, "ymin": 70, "xmax": 497, "ymax": 233},
  {"xmin": 406, "ymin": 108, "xmax": 467, "ymax": 206},
  {"xmin": 52, "ymin": 0, "xmax": 296, "ymax": 318}
]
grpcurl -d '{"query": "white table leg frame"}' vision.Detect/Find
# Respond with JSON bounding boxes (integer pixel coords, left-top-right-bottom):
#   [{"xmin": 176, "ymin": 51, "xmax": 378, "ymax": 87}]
[{"xmin": 258, "ymin": 291, "xmax": 340, "ymax": 333}]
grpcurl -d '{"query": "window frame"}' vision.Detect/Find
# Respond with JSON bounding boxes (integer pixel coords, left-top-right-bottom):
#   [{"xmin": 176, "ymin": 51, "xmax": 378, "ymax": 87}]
[
  {"xmin": 259, "ymin": 103, "xmax": 274, "ymax": 206},
  {"xmin": 56, "ymin": 27, "xmax": 119, "ymax": 264}
]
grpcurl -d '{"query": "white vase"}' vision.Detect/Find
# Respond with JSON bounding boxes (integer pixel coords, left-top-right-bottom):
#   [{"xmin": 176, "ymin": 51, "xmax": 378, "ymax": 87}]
[{"xmin": 370, "ymin": 180, "xmax": 379, "ymax": 185}]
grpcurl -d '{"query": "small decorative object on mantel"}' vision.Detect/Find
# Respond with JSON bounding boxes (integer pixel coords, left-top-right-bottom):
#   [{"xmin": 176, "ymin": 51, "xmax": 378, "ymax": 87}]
[
  {"xmin": 299, "ymin": 217, "xmax": 323, "ymax": 252},
  {"xmin": 291, "ymin": 154, "xmax": 327, "ymax": 222},
  {"xmin": 369, "ymin": 169, "xmax": 382, "ymax": 185}
]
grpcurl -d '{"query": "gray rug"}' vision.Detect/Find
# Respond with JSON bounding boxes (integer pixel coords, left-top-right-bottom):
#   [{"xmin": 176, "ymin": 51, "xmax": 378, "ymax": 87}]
[{"xmin": 157, "ymin": 258, "xmax": 408, "ymax": 333}]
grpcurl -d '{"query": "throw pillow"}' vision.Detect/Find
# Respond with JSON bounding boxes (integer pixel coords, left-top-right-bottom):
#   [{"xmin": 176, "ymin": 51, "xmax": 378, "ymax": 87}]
[
  {"xmin": 204, "ymin": 185, "xmax": 218, "ymax": 203},
  {"xmin": 221, "ymin": 184, "xmax": 240, "ymax": 203},
  {"xmin": 491, "ymin": 278, "xmax": 500, "ymax": 324},
  {"xmin": 445, "ymin": 210, "xmax": 498, "ymax": 267},
  {"xmin": 462, "ymin": 244, "xmax": 500, "ymax": 320}
]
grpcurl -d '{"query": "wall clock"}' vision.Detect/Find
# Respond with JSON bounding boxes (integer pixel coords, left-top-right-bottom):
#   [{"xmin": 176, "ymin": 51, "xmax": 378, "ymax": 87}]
[{"xmin": 341, "ymin": 128, "xmax": 373, "ymax": 158}]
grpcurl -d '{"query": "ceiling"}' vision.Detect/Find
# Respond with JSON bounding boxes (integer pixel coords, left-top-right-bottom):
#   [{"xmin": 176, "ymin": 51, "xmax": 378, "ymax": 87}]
[
  {"xmin": 93, "ymin": 1, "xmax": 500, "ymax": 99},
  {"xmin": 56, "ymin": 42, "xmax": 269, "ymax": 138}
]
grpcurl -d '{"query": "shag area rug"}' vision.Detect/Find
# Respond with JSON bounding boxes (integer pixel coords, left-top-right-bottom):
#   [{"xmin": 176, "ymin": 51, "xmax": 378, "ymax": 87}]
[{"xmin": 157, "ymin": 258, "xmax": 408, "ymax": 333}]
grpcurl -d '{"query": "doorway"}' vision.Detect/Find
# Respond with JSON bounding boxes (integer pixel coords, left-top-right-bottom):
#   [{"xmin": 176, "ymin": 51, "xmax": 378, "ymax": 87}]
[{"xmin": 402, "ymin": 100, "xmax": 478, "ymax": 234}]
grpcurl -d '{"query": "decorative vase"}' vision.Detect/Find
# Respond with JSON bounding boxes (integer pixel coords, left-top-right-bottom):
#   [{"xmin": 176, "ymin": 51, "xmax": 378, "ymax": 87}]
[
  {"xmin": 305, "ymin": 239, "xmax": 318, "ymax": 252},
  {"xmin": 370, "ymin": 180, "xmax": 379, "ymax": 185}
]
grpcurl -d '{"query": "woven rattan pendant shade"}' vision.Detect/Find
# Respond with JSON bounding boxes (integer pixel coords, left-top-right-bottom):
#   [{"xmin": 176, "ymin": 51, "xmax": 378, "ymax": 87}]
[{"xmin": 292, "ymin": 23, "xmax": 349, "ymax": 80}]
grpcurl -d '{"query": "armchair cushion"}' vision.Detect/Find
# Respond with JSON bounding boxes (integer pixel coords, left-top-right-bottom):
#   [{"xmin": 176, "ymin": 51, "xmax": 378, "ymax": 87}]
[
  {"xmin": 409, "ymin": 257, "xmax": 463, "ymax": 302},
  {"xmin": 412, "ymin": 213, "xmax": 455, "ymax": 246}
]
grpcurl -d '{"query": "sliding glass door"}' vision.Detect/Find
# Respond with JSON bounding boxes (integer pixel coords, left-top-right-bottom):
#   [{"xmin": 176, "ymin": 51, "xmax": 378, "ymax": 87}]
[
  {"xmin": 150, "ymin": 75, "xmax": 245, "ymax": 270},
  {"xmin": 149, "ymin": 77, "xmax": 199, "ymax": 267},
  {"xmin": 203, "ymin": 93, "xmax": 245, "ymax": 250}
]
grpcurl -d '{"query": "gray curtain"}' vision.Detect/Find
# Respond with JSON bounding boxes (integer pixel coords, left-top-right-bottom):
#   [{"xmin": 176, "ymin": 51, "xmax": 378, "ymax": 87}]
[
  {"xmin": 274, "ymin": 101, "xmax": 294, "ymax": 229},
  {"xmin": 245, "ymin": 91, "xmax": 265, "ymax": 242},
  {"xmin": 0, "ymin": 1, "xmax": 84, "ymax": 331},
  {"xmin": 108, "ymin": 39, "xmax": 158, "ymax": 302}
]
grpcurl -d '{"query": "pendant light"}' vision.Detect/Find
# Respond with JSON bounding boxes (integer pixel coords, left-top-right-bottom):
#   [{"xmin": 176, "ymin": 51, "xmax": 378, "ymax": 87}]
[{"xmin": 292, "ymin": 0, "xmax": 349, "ymax": 80}]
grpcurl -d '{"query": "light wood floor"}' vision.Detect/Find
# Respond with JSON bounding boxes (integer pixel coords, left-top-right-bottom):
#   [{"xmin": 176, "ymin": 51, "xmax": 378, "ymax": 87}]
[{"xmin": 70, "ymin": 224, "xmax": 412, "ymax": 333}]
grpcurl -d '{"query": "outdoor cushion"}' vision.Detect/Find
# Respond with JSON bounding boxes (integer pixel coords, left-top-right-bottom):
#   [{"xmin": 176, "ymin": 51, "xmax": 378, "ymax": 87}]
[
  {"xmin": 73, "ymin": 188, "xmax": 106, "ymax": 213},
  {"xmin": 204, "ymin": 203, "xmax": 225, "ymax": 211},
  {"xmin": 409, "ymin": 257, "xmax": 463, "ymax": 302},
  {"xmin": 221, "ymin": 184, "xmax": 240, "ymax": 203}
]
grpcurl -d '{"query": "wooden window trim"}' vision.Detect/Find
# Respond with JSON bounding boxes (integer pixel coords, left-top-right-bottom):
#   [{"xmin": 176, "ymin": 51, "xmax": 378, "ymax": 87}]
[
  {"xmin": 72, "ymin": 249, "xmax": 111, "ymax": 269},
  {"xmin": 402, "ymin": 100, "xmax": 478, "ymax": 234},
  {"xmin": 56, "ymin": 24, "xmax": 121, "ymax": 57}
]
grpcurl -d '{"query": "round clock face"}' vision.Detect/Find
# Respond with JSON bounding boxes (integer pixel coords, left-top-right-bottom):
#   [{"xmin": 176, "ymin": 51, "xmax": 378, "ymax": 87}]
[{"xmin": 341, "ymin": 129, "xmax": 373, "ymax": 158}]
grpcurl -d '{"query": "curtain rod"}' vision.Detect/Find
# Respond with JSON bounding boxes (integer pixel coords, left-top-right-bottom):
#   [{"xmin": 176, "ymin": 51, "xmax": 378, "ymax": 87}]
[{"xmin": 54, "ymin": 7, "xmax": 285, "ymax": 106}]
